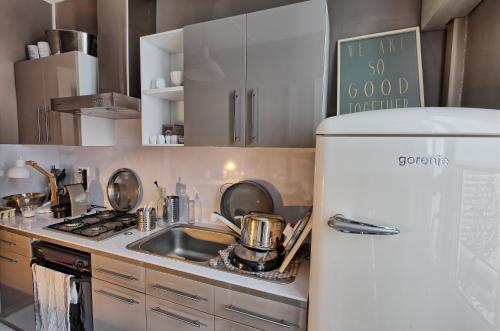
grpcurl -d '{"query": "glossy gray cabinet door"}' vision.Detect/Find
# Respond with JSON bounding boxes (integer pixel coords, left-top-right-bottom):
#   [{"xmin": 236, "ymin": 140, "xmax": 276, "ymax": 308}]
[
  {"xmin": 42, "ymin": 53, "xmax": 78, "ymax": 145},
  {"xmin": 14, "ymin": 59, "xmax": 46, "ymax": 144},
  {"xmin": 184, "ymin": 15, "xmax": 246, "ymax": 146},
  {"xmin": 246, "ymin": 1, "xmax": 328, "ymax": 147}
]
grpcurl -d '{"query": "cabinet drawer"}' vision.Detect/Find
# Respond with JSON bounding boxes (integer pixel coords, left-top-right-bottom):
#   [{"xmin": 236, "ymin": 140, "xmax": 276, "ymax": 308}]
[
  {"xmin": 214, "ymin": 288, "xmax": 307, "ymax": 331},
  {"xmin": 147, "ymin": 295, "xmax": 214, "ymax": 331},
  {"xmin": 92, "ymin": 278, "xmax": 146, "ymax": 331},
  {"xmin": 0, "ymin": 250, "xmax": 33, "ymax": 295},
  {"xmin": 147, "ymin": 269, "xmax": 214, "ymax": 314},
  {"xmin": 215, "ymin": 317, "xmax": 261, "ymax": 331},
  {"xmin": 92, "ymin": 254, "xmax": 145, "ymax": 292},
  {"xmin": 0, "ymin": 230, "xmax": 31, "ymax": 257}
]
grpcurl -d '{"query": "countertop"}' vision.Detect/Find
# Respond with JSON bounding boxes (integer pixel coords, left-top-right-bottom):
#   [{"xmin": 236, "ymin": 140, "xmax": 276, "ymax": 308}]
[{"xmin": 0, "ymin": 213, "xmax": 309, "ymax": 308}]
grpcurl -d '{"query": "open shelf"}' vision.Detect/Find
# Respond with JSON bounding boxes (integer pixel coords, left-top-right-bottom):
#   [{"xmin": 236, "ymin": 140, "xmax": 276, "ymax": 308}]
[
  {"xmin": 140, "ymin": 28, "xmax": 184, "ymax": 146},
  {"xmin": 143, "ymin": 86, "xmax": 184, "ymax": 101}
]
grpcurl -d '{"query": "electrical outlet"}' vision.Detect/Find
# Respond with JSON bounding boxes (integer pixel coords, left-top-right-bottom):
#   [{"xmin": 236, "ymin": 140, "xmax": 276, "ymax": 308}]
[{"xmin": 76, "ymin": 167, "xmax": 91, "ymax": 191}]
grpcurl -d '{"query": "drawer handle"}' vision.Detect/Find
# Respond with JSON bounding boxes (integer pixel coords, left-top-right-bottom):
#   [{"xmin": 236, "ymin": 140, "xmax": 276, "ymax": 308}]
[
  {"xmin": 152, "ymin": 284, "xmax": 207, "ymax": 302},
  {"xmin": 95, "ymin": 289, "xmax": 139, "ymax": 305},
  {"xmin": 223, "ymin": 305, "xmax": 296, "ymax": 328},
  {"xmin": 0, "ymin": 254, "xmax": 18, "ymax": 263},
  {"xmin": 150, "ymin": 306, "xmax": 205, "ymax": 328},
  {"xmin": 96, "ymin": 267, "xmax": 139, "ymax": 281},
  {"xmin": 0, "ymin": 239, "xmax": 16, "ymax": 246}
]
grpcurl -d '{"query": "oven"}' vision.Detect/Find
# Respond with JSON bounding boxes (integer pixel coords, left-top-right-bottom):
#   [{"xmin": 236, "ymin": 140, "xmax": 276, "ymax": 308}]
[{"xmin": 31, "ymin": 241, "xmax": 93, "ymax": 330}]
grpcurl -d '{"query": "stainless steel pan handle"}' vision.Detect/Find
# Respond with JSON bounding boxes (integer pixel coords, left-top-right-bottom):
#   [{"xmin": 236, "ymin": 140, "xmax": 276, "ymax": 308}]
[{"xmin": 328, "ymin": 214, "xmax": 400, "ymax": 235}]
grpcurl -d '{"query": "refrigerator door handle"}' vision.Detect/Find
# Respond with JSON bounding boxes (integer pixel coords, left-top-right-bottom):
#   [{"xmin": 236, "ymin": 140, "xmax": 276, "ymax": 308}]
[{"xmin": 328, "ymin": 214, "xmax": 400, "ymax": 235}]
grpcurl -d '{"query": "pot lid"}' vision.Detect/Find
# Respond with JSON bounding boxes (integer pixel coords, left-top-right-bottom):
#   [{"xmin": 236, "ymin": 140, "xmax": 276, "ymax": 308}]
[
  {"xmin": 220, "ymin": 181, "xmax": 274, "ymax": 227},
  {"xmin": 106, "ymin": 168, "xmax": 142, "ymax": 212}
]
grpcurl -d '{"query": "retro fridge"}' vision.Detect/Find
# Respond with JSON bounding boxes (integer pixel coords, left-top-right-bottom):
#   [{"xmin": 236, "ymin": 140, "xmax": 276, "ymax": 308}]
[{"xmin": 309, "ymin": 108, "xmax": 500, "ymax": 330}]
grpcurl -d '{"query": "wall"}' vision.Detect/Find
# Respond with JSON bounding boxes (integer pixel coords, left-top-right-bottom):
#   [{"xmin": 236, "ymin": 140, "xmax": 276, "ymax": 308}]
[
  {"xmin": 462, "ymin": 0, "xmax": 500, "ymax": 109},
  {"xmin": 0, "ymin": 145, "xmax": 314, "ymax": 222},
  {"xmin": 157, "ymin": 0, "xmax": 446, "ymax": 115},
  {"xmin": 55, "ymin": 0, "xmax": 97, "ymax": 36},
  {"xmin": 0, "ymin": 0, "xmax": 52, "ymax": 144}
]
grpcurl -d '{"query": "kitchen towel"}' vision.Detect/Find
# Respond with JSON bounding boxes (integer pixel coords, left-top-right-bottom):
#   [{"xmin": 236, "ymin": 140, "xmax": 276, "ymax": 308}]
[{"xmin": 32, "ymin": 264, "xmax": 78, "ymax": 331}]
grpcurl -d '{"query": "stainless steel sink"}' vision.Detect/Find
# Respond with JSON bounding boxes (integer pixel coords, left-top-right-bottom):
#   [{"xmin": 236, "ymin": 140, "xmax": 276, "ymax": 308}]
[{"xmin": 126, "ymin": 224, "xmax": 236, "ymax": 264}]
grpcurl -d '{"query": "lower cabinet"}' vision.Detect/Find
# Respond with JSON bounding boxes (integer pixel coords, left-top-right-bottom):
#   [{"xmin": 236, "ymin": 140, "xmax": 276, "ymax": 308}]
[
  {"xmin": 91, "ymin": 255, "xmax": 307, "ymax": 331},
  {"xmin": 147, "ymin": 295, "xmax": 214, "ymax": 331},
  {"xmin": 0, "ymin": 230, "xmax": 33, "ymax": 330},
  {"xmin": 92, "ymin": 278, "xmax": 147, "ymax": 331}
]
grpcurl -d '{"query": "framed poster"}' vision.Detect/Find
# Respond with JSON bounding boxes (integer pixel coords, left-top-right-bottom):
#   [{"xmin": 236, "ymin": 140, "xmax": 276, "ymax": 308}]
[{"xmin": 337, "ymin": 27, "xmax": 424, "ymax": 115}]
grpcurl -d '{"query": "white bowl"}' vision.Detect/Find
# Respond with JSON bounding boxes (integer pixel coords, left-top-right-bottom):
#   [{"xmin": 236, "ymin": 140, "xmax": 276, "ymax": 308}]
[{"xmin": 170, "ymin": 71, "xmax": 183, "ymax": 86}]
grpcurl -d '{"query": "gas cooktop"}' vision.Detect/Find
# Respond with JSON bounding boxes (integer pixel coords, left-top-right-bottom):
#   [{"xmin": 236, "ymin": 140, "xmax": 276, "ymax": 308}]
[{"xmin": 46, "ymin": 210, "xmax": 137, "ymax": 241}]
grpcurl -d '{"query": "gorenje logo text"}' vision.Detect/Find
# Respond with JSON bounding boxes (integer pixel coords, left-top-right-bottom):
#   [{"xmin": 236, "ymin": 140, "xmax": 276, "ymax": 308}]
[{"xmin": 398, "ymin": 155, "xmax": 449, "ymax": 167}]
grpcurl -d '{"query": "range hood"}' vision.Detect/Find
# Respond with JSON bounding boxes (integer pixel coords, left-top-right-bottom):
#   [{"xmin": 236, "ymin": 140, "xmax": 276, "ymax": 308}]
[{"xmin": 51, "ymin": 0, "xmax": 156, "ymax": 119}]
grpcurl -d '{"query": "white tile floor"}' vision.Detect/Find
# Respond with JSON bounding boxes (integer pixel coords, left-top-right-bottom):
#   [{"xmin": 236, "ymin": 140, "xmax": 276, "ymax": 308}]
[
  {"xmin": 0, "ymin": 323, "xmax": 14, "ymax": 331},
  {"xmin": 1, "ymin": 304, "xmax": 34, "ymax": 331}
]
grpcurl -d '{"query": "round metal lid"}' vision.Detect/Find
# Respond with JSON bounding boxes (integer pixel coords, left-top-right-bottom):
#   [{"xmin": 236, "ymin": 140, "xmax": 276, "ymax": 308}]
[
  {"xmin": 220, "ymin": 180, "xmax": 274, "ymax": 227},
  {"xmin": 106, "ymin": 168, "xmax": 142, "ymax": 212}
]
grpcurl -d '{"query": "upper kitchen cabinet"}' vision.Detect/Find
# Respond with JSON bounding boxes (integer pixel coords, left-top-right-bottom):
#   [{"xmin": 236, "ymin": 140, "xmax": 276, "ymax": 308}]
[
  {"xmin": 183, "ymin": 1, "xmax": 329, "ymax": 147},
  {"xmin": 15, "ymin": 51, "xmax": 97, "ymax": 145},
  {"xmin": 246, "ymin": 1, "xmax": 329, "ymax": 147},
  {"xmin": 184, "ymin": 15, "xmax": 247, "ymax": 147}
]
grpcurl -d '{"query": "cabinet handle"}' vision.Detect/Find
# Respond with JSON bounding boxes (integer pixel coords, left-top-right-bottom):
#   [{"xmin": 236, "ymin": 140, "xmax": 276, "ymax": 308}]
[
  {"xmin": 152, "ymin": 283, "xmax": 207, "ymax": 302},
  {"xmin": 45, "ymin": 106, "xmax": 50, "ymax": 143},
  {"xmin": 249, "ymin": 88, "xmax": 257, "ymax": 143},
  {"xmin": 328, "ymin": 214, "xmax": 400, "ymax": 235},
  {"xmin": 0, "ymin": 254, "xmax": 18, "ymax": 263},
  {"xmin": 150, "ymin": 306, "xmax": 204, "ymax": 328},
  {"xmin": 0, "ymin": 238, "xmax": 16, "ymax": 246},
  {"xmin": 95, "ymin": 267, "xmax": 139, "ymax": 281},
  {"xmin": 95, "ymin": 289, "xmax": 139, "ymax": 305},
  {"xmin": 223, "ymin": 305, "xmax": 295, "ymax": 328},
  {"xmin": 232, "ymin": 90, "xmax": 240, "ymax": 143},
  {"xmin": 37, "ymin": 106, "xmax": 41, "ymax": 143}
]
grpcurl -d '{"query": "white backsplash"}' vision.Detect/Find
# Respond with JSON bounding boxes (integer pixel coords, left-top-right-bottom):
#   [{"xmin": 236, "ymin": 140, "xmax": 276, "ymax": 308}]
[{"xmin": 1, "ymin": 145, "xmax": 314, "ymax": 221}]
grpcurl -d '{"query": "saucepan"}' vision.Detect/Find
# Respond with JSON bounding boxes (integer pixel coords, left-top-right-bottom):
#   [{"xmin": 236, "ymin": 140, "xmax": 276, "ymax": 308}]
[{"xmin": 214, "ymin": 210, "xmax": 285, "ymax": 251}]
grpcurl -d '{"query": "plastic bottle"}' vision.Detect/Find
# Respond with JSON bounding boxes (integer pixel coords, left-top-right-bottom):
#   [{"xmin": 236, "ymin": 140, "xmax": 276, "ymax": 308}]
[
  {"xmin": 176, "ymin": 177, "xmax": 188, "ymax": 223},
  {"xmin": 194, "ymin": 189, "xmax": 202, "ymax": 223}
]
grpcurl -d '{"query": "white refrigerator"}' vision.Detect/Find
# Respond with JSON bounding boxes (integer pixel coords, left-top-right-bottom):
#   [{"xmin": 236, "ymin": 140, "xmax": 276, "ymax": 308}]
[{"xmin": 309, "ymin": 108, "xmax": 500, "ymax": 331}]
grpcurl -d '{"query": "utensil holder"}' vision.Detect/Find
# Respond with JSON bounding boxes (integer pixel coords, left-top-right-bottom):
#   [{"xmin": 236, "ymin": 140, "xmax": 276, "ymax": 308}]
[{"xmin": 137, "ymin": 208, "xmax": 157, "ymax": 231}]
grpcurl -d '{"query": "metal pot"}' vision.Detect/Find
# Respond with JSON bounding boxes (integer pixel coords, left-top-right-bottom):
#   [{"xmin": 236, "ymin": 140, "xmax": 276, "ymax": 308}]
[
  {"xmin": 2, "ymin": 193, "xmax": 46, "ymax": 209},
  {"xmin": 239, "ymin": 213, "xmax": 285, "ymax": 251},
  {"xmin": 46, "ymin": 29, "xmax": 97, "ymax": 57}
]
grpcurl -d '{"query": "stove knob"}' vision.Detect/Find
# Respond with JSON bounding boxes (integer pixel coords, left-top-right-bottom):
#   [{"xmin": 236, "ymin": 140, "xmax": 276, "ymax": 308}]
[{"xmin": 76, "ymin": 261, "xmax": 85, "ymax": 270}]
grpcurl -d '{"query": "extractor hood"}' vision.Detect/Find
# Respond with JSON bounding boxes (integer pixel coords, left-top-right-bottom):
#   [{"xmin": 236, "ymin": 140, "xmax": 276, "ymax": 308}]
[{"xmin": 51, "ymin": 0, "xmax": 156, "ymax": 119}]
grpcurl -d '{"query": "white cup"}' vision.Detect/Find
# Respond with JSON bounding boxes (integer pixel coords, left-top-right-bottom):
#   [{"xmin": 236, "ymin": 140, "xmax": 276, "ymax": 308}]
[
  {"xmin": 170, "ymin": 71, "xmax": 183, "ymax": 86},
  {"xmin": 27, "ymin": 45, "xmax": 40, "ymax": 59},
  {"xmin": 156, "ymin": 78, "xmax": 166, "ymax": 89},
  {"xmin": 37, "ymin": 41, "xmax": 51, "ymax": 58},
  {"xmin": 165, "ymin": 135, "xmax": 171, "ymax": 144},
  {"xmin": 149, "ymin": 135, "xmax": 157, "ymax": 144},
  {"xmin": 170, "ymin": 135, "xmax": 178, "ymax": 144},
  {"xmin": 157, "ymin": 135, "xmax": 166, "ymax": 144}
]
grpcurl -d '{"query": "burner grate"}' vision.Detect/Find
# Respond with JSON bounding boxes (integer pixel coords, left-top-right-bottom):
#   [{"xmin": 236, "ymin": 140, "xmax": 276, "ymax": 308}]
[{"xmin": 47, "ymin": 210, "xmax": 137, "ymax": 240}]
